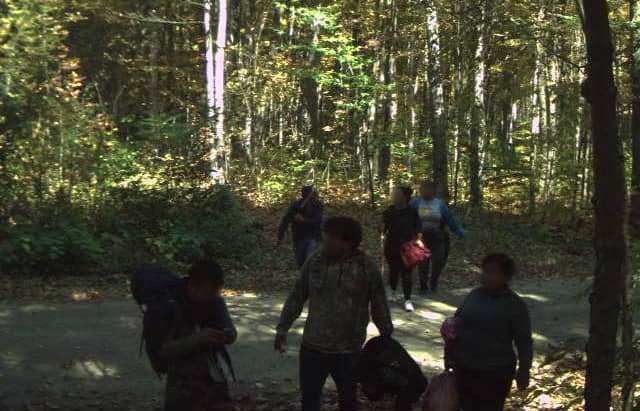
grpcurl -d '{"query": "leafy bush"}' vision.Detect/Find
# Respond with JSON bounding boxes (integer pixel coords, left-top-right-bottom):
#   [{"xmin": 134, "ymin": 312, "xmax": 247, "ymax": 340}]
[{"xmin": 0, "ymin": 185, "xmax": 253, "ymax": 276}]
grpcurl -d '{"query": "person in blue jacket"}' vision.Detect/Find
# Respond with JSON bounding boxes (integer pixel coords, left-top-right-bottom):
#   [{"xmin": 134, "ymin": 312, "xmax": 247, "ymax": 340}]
[
  {"xmin": 277, "ymin": 186, "xmax": 324, "ymax": 267},
  {"xmin": 409, "ymin": 180, "xmax": 466, "ymax": 293}
]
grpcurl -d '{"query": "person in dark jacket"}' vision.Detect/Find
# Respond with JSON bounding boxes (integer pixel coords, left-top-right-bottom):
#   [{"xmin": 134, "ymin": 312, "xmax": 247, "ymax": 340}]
[
  {"xmin": 145, "ymin": 260, "xmax": 237, "ymax": 411},
  {"xmin": 275, "ymin": 216, "xmax": 393, "ymax": 411},
  {"xmin": 410, "ymin": 180, "xmax": 466, "ymax": 293},
  {"xmin": 382, "ymin": 186, "xmax": 422, "ymax": 312},
  {"xmin": 446, "ymin": 253, "xmax": 532, "ymax": 411},
  {"xmin": 277, "ymin": 186, "xmax": 324, "ymax": 267}
]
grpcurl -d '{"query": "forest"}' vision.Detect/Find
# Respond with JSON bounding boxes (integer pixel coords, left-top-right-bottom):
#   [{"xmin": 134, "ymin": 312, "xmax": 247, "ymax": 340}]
[{"xmin": 0, "ymin": 0, "xmax": 639, "ymax": 410}]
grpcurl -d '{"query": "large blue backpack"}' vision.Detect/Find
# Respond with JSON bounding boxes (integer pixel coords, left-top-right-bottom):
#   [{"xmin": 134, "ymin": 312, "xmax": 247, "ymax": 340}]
[
  {"xmin": 130, "ymin": 264, "xmax": 236, "ymax": 381},
  {"xmin": 130, "ymin": 264, "xmax": 183, "ymax": 377}
]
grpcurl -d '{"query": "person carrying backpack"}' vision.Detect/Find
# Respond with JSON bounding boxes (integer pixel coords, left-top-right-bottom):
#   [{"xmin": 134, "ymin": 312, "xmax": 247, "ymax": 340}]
[
  {"xmin": 133, "ymin": 260, "xmax": 237, "ymax": 411},
  {"xmin": 277, "ymin": 185, "xmax": 324, "ymax": 267},
  {"xmin": 274, "ymin": 216, "xmax": 393, "ymax": 411},
  {"xmin": 410, "ymin": 180, "xmax": 466, "ymax": 293},
  {"xmin": 382, "ymin": 186, "xmax": 423, "ymax": 312}
]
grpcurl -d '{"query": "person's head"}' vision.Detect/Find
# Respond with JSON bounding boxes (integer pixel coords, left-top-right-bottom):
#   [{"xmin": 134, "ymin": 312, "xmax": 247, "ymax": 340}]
[
  {"xmin": 392, "ymin": 186, "xmax": 413, "ymax": 207},
  {"xmin": 322, "ymin": 216, "xmax": 363, "ymax": 259},
  {"xmin": 480, "ymin": 253, "xmax": 516, "ymax": 290},
  {"xmin": 187, "ymin": 259, "xmax": 224, "ymax": 304},
  {"xmin": 420, "ymin": 180, "xmax": 436, "ymax": 200},
  {"xmin": 301, "ymin": 185, "xmax": 316, "ymax": 199}
]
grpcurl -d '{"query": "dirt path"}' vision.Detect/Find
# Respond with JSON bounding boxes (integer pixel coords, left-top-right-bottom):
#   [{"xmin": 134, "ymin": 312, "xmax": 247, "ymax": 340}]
[{"xmin": 0, "ymin": 277, "xmax": 591, "ymax": 410}]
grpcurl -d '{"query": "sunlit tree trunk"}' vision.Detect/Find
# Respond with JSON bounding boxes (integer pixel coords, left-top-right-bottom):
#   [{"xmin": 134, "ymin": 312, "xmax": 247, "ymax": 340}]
[
  {"xmin": 580, "ymin": 0, "xmax": 628, "ymax": 409},
  {"xmin": 204, "ymin": 0, "xmax": 227, "ymax": 184},
  {"xmin": 529, "ymin": 75, "xmax": 540, "ymax": 217}
]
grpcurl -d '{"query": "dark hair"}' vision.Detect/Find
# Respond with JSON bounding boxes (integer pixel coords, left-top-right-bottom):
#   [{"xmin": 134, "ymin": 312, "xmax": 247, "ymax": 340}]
[
  {"xmin": 189, "ymin": 259, "xmax": 224, "ymax": 287},
  {"xmin": 396, "ymin": 186, "xmax": 413, "ymax": 202},
  {"xmin": 482, "ymin": 253, "xmax": 516, "ymax": 279},
  {"xmin": 301, "ymin": 185, "xmax": 315, "ymax": 198},
  {"xmin": 323, "ymin": 216, "xmax": 363, "ymax": 249}
]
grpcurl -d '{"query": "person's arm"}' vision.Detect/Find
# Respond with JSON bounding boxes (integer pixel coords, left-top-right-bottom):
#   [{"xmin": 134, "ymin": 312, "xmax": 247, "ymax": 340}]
[
  {"xmin": 367, "ymin": 259, "xmax": 393, "ymax": 337},
  {"xmin": 275, "ymin": 261, "xmax": 311, "ymax": 337},
  {"xmin": 217, "ymin": 297, "xmax": 238, "ymax": 344},
  {"xmin": 381, "ymin": 208, "xmax": 391, "ymax": 234},
  {"xmin": 512, "ymin": 298, "xmax": 533, "ymax": 390},
  {"xmin": 277, "ymin": 201, "xmax": 299, "ymax": 241},
  {"xmin": 412, "ymin": 208, "xmax": 422, "ymax": 239},
  {"xmin": 151, "ymin": 304, "xmax": 222, "ymax": 360},
  {"xmin": 440, "ymin": 200, "xmax": 466, "ymax": 237},
  {"xmin": 160, "ymin": 332, "xmax": 208, "ymax": 359},
  {"xmin": 444, "ymin": 299, "xmax": 465, "ymax": 369}
]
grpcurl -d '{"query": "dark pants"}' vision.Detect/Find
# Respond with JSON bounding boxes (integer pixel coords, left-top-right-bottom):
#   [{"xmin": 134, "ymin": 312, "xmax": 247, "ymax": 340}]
[
  {"xmin": 385, "ymin": 247, "xmax": 413, "ymax": 300},
  {"xmin": 389, "ymin": 264, "xmax": 413, "ymax": 301},
  {"xmin": 164, "ymin": 374, "xmax": 230, "ymax": 411},
  {"xmin": 294, "ymin": 237, "xmax": 318, "ymax": 268},
  {"xmin": 455, "ymin": 365, "xmax": 515, "ymax": 411},
  {"xmin": 300, "ymin": 345, "xmax": 358, "ymax": 411},
  {"xmin": 419, "ymin": 232, "xmax": 448, "ymax": 291}
]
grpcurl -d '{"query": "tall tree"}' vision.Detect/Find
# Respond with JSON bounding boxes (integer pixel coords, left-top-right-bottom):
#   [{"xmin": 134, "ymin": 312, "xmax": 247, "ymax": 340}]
[
  {"xmin": 580, "ymin": 0, "xmax": 629, "ymax": 410},
  {"xmin": 621, "ymin": 2, "xmax": 638, "ymax": 408},
  {"xmin": 425, "ymin": 4, "xmax": 449, "ymax": 199},
  {"xmin": 630, "ymin": 0, "xmax": 640, "ymax": 237},
  {"xmin": 204, "ymin": 0, "xmax": 227, "ymax": 183}
]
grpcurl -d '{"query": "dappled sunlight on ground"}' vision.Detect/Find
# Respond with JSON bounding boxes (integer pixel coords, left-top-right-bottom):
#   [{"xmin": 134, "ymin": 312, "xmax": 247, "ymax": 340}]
[
  {"xmin": 72, "ymin": 359, "xmax": 120, "ymax": 379},
  {"xmin": 1, "ymin": 351, "xmax": 23, "ymax": 368},
  {"xmin": 20, "ymin": 304, "xmax": 58, "ymax": 313},
  {"xmin": 518, "ymin": 292, "xmax": 550, "ymax": 303}
]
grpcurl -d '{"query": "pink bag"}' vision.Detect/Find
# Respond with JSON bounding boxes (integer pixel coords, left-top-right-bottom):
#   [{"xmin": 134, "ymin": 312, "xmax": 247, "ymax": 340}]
[
  {"xmin": 400, "ymin": 241, "xmax": 431, "ymax": 270},
  {"xmin": 441, "ymin": 317, "xmax": 463, "ymax": 342},
  {"xmin": 423, "ymin": 371, "xmax": 460, "ymax": 411}
]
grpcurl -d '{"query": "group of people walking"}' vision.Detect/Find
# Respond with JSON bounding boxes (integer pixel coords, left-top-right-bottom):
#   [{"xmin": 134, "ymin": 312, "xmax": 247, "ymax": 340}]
[
  {"xmin": 273, "ymin": 181, "xmax": 532, "ymax": 410},
  {"xmin": 137, "ymin": 181, "xmax": 533, "ymax": 411},
  {"xmin": 381, "ymin": 181, "xmax": 466, "ymax": 312},
  {"xmin": 278, "ymin": 181, "xmax": 467, "ymax": 312}
]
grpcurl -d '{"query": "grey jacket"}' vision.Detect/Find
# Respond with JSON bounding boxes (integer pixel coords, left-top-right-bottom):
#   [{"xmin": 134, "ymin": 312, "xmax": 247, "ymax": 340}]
[
  {"xmin": 453, "ymin": 286, "xmax": 533, "ymax": 372},
  {"xmin": 276, "ymin": 250, "xmax": 393, "ymax": 354}
]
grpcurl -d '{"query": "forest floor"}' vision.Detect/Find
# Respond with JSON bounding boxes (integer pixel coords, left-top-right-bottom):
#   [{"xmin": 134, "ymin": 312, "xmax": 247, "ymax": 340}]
[{"xmin": 0, "ymin": 205, "xmax": 637, "ymax": 410}]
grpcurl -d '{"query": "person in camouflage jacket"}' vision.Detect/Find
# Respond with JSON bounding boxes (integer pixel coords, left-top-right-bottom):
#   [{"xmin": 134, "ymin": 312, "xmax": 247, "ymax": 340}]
[{"xmin": 274, "ymin": 216, "xmax": 394, "ymax": 411}]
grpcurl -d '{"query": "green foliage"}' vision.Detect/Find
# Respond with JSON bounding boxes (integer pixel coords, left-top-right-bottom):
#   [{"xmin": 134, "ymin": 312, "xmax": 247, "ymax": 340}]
[{"xmin": 0, "ymin": 186, "xmax": 253, "ymax": 276}]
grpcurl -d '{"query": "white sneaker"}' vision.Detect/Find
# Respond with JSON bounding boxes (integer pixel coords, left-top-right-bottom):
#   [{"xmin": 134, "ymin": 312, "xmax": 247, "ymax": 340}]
[
  {"xmin": 386, "ymin": 287, "xmax": 397, "ymax": 303},
  {"xmin": 404, "ymin": 300, "xmax": 414, "ymax": 312}
]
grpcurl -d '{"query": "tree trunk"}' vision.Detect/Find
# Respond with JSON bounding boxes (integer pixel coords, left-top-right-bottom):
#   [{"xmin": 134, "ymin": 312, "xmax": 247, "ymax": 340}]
[
  {"xmin": 214, "ymin": 0, "xmax": 227, "ymax": 182},
  {"xmin": 468, "ymin": 0, "xmax": 490, "ymax": 207},
  {"xmin": 426, "ymin": 6, "xmax": 448, "ymax": 199},
  {"xmin": 580, "ymin": 0, "xmax": 628, "ymax": 409},
  {"xmin": 630, "ymin": 0, "xmax": 640, "ymax": 238},
  {"xmin": 204, "ymin": 0, "xmax": 221, "ymax": 182},
  {"xmin": 621, "ymin": 1, "xmax": 638, "ymax": 408}
]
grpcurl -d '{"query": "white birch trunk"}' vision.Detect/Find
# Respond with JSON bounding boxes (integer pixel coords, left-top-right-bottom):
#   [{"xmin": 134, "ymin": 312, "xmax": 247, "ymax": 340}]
[
  {"xmin": 204, "ymin": 0, "xmax": 227, "ymax": 184},
  {"xmin": 214, "ymin": 0, "xmax": 227, "ymax": 182}
]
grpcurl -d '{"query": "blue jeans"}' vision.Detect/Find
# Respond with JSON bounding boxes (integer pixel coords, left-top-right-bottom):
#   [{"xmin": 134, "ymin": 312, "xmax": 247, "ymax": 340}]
[
  {"xmin": 299, "ymin": 345, "xmax": 358, "ymax": 411},
  {"xmin": 294, "ymin": 238, "xmax": 318, "ymax": 268}
]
